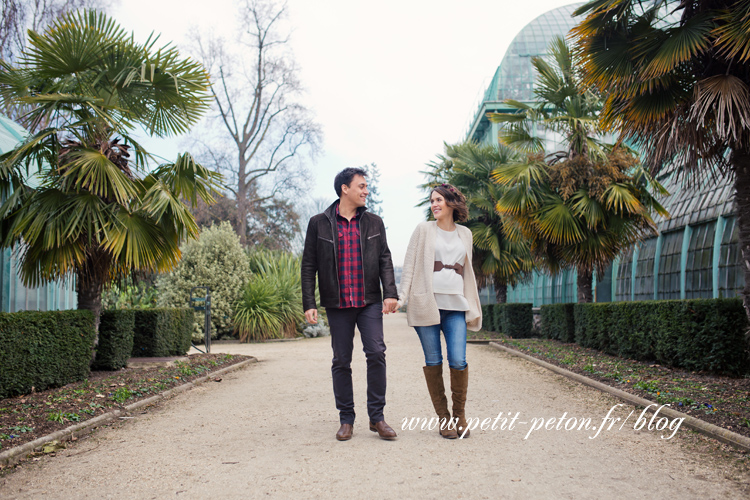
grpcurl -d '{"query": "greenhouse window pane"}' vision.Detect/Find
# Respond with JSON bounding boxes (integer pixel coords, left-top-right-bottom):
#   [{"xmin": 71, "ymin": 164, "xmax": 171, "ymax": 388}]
[
  {"xmin": 616, "ymin": 248, "xmax": 634, "ymax": 301},
  {"xmin": 685, "ymin": 222, "xmax": 715, "ymax": 299},
  {"xmin": 658, "ymin": 230, "xmax": 684, "ymax": 300},
  {"xmin": 634, "ymin": 239, "xmax": 658, "ymax": 301},
  {"xmin": 718, "ymin": 217, "xmax": 745, "ymax": 298}
]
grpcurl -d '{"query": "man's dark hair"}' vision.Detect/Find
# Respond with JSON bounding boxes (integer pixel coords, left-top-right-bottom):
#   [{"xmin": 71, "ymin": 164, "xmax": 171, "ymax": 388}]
[{"xmin": 334, "ymin": 167, "xmax": 368, "ymax": 197}]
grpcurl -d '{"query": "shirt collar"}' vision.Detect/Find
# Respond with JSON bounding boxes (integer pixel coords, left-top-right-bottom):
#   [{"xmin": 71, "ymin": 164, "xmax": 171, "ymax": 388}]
[{"xmin": 335, "ymin": 201, "xmax": 364, "ymax": 221}]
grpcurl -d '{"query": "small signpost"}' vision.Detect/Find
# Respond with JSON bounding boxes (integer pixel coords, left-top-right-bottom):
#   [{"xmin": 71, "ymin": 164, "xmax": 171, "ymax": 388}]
[{"xmin": 190, "ymin": 286, "xmax": 211, "ymax": 353}]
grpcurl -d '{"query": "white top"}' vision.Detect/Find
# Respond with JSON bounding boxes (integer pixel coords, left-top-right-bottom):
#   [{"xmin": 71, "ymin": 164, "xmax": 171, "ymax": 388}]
[
  {"xmin": 397, "ymin": 221, "xmax": 482, "ymax": 330},
  {"xmin": 433, "ymin": 226, "xmax": 469, "ymax": 311}
]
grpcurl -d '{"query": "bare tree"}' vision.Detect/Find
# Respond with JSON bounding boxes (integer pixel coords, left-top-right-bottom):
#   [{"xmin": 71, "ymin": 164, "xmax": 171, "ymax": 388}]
[
  {"xmin": 292, "ymin": 196, "xmax": 331, "ymax": 253},
  {"xmin": 192, "ymin": 0, "xmax": 322, "ymax": 246}
]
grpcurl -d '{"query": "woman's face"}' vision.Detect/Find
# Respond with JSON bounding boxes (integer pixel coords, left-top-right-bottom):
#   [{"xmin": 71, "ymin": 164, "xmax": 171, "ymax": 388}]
[{"xmin": 430, "ymin": 191, "xmax": 454, "ymax": 222}]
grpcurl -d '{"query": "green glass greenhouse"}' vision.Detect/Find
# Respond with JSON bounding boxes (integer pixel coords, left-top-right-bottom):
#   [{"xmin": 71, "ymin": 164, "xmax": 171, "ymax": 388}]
[
  {"xmin": 467, "ymin": 3, "xmax": 745, "ymax": 306},
  {"xmin": 0, "ymin": 115, "xmax": 77, "ymax": 312}
]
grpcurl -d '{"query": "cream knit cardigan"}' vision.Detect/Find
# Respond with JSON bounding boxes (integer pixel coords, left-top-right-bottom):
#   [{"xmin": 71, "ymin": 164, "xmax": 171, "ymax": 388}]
[{"xmin": 397, "ymin": 221, "xmax": 482, "ymax": 331}]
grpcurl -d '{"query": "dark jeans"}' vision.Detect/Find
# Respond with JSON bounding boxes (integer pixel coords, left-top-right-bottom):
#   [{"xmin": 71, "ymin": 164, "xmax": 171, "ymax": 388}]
[{"xmin": 326, "ymin": 302, "xmax": 386, "ymax": 425}]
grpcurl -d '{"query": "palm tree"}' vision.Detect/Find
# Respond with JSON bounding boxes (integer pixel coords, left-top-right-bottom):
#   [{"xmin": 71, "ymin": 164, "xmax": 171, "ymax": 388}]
[
  {"xmin": 422, "ymin": 142, "xmax": 532, "ymax": 303},
  {"xmin": 572, "ymin": 0, "xmax": 750, "ymax": 318},
  {"xmin": 0, "ymin": 11, "xmax": 221, "ymax": 349},
  {"xmin": 489, "ymin": 36, "xmax": 668, "ymax": 302}
]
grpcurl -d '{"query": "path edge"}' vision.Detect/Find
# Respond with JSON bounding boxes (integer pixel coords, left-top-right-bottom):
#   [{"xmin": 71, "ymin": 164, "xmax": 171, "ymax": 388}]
[
  {"xmin": 0, "ymin": 357, "xmax": 258, "ymax": 467},
  {"xmin": 488, "ymin": 342, "xmax": 750, "ymax": 452}
]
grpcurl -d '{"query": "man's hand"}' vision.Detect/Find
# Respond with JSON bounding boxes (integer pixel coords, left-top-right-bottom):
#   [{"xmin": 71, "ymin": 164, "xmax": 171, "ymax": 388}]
[
  {"xmin": 382, "ymin": 298, "xmax": 398, "ymax": 314},
  {"xmin": 305, "ymin": 309, "xmax": 318, "ymax": 324}
]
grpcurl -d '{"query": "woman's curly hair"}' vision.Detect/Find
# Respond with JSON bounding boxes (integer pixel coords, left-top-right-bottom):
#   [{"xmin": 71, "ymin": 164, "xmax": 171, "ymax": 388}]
[{"xmin": 431, "ymin": 183, "xmax": 468, "ymax": 222}]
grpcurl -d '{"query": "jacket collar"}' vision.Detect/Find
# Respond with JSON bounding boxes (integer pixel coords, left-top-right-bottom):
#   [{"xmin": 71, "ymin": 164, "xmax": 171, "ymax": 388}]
[{"xmin": 324, "ymin": 200, "xmax": 367, "ymax": 221}]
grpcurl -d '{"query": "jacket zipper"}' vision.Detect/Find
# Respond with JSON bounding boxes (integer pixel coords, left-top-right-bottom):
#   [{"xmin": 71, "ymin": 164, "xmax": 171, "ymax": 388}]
[
  {"xmin": 359, "ymin": 215, "xmax": 367, "ymax": 304},
  {"xmin": 325, "ymin": 210, "xmax": 341, "ymax": 308}
]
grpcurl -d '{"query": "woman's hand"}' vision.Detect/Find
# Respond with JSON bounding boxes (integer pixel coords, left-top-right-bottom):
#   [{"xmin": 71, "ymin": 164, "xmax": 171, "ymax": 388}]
[{"xmin": 382, "ymin": 298, "xmax": 398, "ymax": 314}]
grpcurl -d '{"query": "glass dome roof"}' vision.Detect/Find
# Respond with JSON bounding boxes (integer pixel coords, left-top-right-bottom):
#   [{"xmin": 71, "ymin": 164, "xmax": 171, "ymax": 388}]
[
  {"xmin": 0, "ymin": 115, "xmax": 27, "ymax": 154},
  {"xmin": 489, "ymin": 2, "xmax": 584, "ymax": 103}
]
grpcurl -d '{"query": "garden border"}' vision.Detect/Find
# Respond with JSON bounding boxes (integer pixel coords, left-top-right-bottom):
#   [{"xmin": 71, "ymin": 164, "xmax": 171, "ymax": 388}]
[
  {"xmin": 0, "ymin": 357, "xmax": 258, "ymax": 467},
  {"xmin": 488, "ymin": 342, "xmax": 750, "ymax": 452}
]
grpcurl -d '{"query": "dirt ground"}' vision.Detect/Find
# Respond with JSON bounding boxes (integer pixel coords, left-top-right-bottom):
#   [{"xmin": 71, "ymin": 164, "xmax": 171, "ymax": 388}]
[{"xmin": 1, "ymin": 312, "xmax": 748, "ymax": 499}]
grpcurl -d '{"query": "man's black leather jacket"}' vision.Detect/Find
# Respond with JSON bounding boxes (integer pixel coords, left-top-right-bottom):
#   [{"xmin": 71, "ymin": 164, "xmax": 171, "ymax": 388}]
[{"xmin": 301, "ymin": 201, "xmax": 398, "ymax": 310}]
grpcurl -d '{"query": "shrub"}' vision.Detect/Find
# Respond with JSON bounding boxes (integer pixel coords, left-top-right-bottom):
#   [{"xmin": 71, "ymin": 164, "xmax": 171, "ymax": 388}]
[
  {"xmin": 102, "ymin": 278, "xmax": 158, "ymax": 310},
  {"xmin": 132, "ymin": 308, "xmax": 193, "ymax": 357},
  {"xmin": 496, "ymin": 303, "xmax": 534, "ymax": 338},
  {"xmin": 234, "ymin": 276, "xmax": 283, "ymax": 341},
  {"xmin": 302, "ymin": 322, "xmax": 331, "ymax": 338},
  {"xmin": 481, "ymin": 305, "xmax": 491, "ymax": 331},
  {"xmin": 492, "ymin": 305, "xmax": 503, "ymax": 333},
  {"xmin": 573, "ymin": 298, "xmax": 749, "ymax": 375},
  {"xmin": 157, "ymin": 222, "xmax": 251, "ymax": 342},
  {"xmin": 93, "ymin": 310, "xmax": 136, "ymax": 370},
  {"xmin": 234, "ymin": 250, "xmax": 305, "ymax": 341},
  {"xmin": 0, "ymin": 310, "xmax": 95, "ymax": 398},
  {"xmin": 540, "ymin": 303, "xmax": 575, "ymax": 342}
]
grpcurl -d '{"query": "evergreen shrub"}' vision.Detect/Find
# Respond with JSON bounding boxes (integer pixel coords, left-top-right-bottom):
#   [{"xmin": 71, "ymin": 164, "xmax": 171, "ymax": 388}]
[
  {"xmin": 497, "ymin": 303, "xmax": 534, "ymax": 338},
  {"xmin": 573, "ymin": 298, "xmax": 749, "ymax": 375},
  {"xmin": 540, "ymin": 303, "xmax": 575, "ymax": 342},
  {"xmin": 484, "ymin": 304, "xmax": 498, "ymax": 331},
  {"xmin": 157, "ymin": 222, "xmax": 251, "ymax": 342},
  {"xmin": 132, "ymin": 308, "xmax": 193, "ymax": 357},
  {"xmin": 93, "ymin": 310, "xmax": 135, "ymax": 370},
  {"xmin": 492, "ymin": 305, "xmax": 503, "ymax": 333},
  {"xmin": 0, "ymin": 310, "xmax": 95, "ymax": 398}
]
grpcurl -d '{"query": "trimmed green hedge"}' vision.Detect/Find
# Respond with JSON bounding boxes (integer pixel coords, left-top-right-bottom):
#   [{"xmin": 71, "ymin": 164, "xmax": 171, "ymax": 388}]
[
  {"xmin": 485, "ymin": 303, "xmax": 533, "ymax": 338},
  {"xmin": 132, "ymin": 308, "xmax": 193, "ymax": 357},
  {"xmin": 490, "ymin": 304, "xmax": 505, "ymax": 333},
  {"xmin": 540, "ymin": 303, "xmax": 575, "ymax": 342},
  {"xmin": 500, "ymin": 303, "xmax": 533, "ymax": 338},
  {"xmin": 482, "ymin": 304, "xmax": 495, "ymax": 332},
  {"xmin": 0, "ymin": 310, "xmax": 95, "ymax": 399},
  {"xmin": 573, "ymin": 298, "xmax": 749, "ymax": 375},
  {"xmin": 93, "ymin": 310, "xmax": 135, "ymax": 370}
]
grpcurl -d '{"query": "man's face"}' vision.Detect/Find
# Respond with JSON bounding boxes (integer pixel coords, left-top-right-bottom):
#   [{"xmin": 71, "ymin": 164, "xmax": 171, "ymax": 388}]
[{"xmin": 341, "ymin": 174, "xmax": 368, "ymax": 207}]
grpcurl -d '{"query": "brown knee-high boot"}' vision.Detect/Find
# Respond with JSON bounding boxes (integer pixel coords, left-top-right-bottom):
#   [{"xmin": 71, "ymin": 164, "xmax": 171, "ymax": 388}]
[
  {"xmin": 450, "ymin": 366, "xmax": 470, "ymax": 438},
  {"xmin": 422, "ymin": 365, "xmax": 458, "ymax": 439}
]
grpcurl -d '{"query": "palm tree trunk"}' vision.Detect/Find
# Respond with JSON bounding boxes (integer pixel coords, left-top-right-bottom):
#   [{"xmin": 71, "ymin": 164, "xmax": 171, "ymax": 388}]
[
  {"xmin": 495, "ymin": 282, "xmax": 507, "ymax": 303},
  {"xmin": 75, "ymin": 251, "xmax": 109, "ymax": 362},
  {"xmin": 732, "ymin": 151, "xmax": 750, "ymax": 322},
  {"xmin": 577, "ymin": 269, "xmax": 593, "ymax": 303},
  {"xmin": 76, "ymin": 273, "xmax": 103, "ymax": 362}
]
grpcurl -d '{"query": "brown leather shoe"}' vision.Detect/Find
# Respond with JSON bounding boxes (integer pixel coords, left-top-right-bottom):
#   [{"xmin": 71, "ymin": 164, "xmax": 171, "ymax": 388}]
[
  {"xmin": 369, "ymin": 420, "xmax": 397, "ymax": 440},
  {"xmin": 336, "ymin": 423, "xmax": 353, "ymax": 441}
]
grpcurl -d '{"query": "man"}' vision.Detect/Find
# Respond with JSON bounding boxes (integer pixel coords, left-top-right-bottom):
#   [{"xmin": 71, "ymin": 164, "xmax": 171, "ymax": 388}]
[{"xmin": 301, "ymin": 167, "xmax": 399, "ymax": 441}]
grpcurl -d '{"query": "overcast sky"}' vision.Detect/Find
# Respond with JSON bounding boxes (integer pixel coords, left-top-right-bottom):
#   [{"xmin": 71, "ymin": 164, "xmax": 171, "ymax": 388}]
[{"xmin": 112, "ymin": 0, "xmax": 579, "ymax": 265}]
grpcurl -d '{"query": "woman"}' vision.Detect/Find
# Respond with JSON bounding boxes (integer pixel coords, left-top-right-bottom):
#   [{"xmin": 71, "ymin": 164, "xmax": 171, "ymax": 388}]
[{"xmin": 398, "ymin": 183, "xmax": 482, "ymax": 439}]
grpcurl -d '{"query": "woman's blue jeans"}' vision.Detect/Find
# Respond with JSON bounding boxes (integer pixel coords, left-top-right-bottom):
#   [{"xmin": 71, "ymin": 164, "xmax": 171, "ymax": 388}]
[{"xmin": 414, "ymin": 310, "xmax": 467, "ymax": 370}]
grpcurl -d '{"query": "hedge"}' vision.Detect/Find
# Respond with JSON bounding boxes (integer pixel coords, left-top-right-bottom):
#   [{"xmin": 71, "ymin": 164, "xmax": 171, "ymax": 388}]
[
  {"xmin": 501, "ymin": 303, "xmax": 533, "ymax": 338},
  {"xmin": 492, "ymin": 305, "xmax": 504, "ymax": 334},
  {"xmin": 572, "ymin": 298, "xmax": 749, "ymax": 375},
  {"xmin": 132, "ymin": 308, "xmax": 193, "ymax": 357},
  {"xmin": 485, "ymin": 303, "xmax": 533, "ymax": 338},
  {"xmin": 0, "ymin": 310, "xmax": 95, "ymax": 399},
  {"xmin": 482, "ymin": 304, "xmax": 495, "ymax": 332},
  {"xmin": 540, "ymin": 303, "xmax": 575, "ymax": 342},
  {"xmin": 93, "ymin": 310, "xmax": 135, "ymax": 370}
]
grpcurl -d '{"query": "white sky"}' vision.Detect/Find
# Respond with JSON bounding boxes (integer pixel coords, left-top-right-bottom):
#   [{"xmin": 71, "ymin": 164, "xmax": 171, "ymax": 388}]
[{"xmin": 112, "ymin": 0, "xmax": 579, "ymax": 265}]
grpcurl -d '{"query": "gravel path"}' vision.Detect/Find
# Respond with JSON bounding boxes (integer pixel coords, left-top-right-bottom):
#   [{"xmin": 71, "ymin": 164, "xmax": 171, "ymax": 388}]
[{"xmin": 1, "ymin": 313, "xmax": 748, "ymax": 499}]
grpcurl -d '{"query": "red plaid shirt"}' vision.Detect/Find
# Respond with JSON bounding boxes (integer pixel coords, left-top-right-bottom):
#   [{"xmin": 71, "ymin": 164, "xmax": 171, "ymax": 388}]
[{"xmin": 336, "ymin": 203, "xmax": 365, "ymax": 308}]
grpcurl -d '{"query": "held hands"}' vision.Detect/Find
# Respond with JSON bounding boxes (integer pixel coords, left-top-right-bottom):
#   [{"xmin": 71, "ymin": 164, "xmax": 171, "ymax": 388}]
[
  {"xmin": 308, "ymin": 301, "xmax": 397, "ymax": 321},
  {"xmin": 382, "ymin": 298, "xmax": 398, "ymax": 314},
  {"xmin": 304, "ymin": 309, "xmax": 318, "ymax": 324}
]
